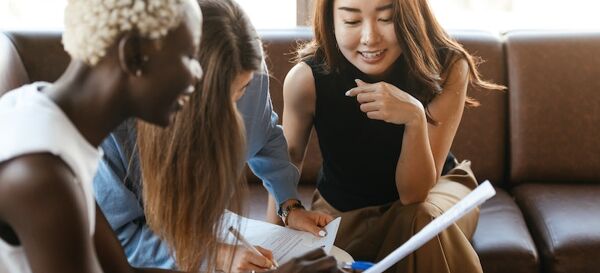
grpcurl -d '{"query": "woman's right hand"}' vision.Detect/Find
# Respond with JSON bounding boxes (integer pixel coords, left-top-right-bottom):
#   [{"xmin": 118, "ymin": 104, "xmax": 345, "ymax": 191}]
[{"xmin": 269, "ymin": 248, "xmax": 342, "ymax": 273}]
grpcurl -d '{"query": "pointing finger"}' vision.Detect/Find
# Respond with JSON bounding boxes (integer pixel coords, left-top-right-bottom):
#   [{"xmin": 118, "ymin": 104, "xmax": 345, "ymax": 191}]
[
  {"xmin": 345, "ymin": 85, "xmax": 378, "ymax": 97},
  {"xmin": 355, "ymin": 78, "xmax": 368, "ymax": 86}
]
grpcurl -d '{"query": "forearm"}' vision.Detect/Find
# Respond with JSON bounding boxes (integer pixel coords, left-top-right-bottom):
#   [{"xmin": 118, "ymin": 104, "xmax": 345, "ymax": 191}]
[{"xmin": 395, "ymin": 115, "xmax": 437, "ymax": 205}]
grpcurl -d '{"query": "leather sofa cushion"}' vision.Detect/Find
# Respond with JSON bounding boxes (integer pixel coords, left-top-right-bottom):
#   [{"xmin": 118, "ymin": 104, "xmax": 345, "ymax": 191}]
[
  {"xmin": 4, "ymin": 31, "xmax": 70, "ymax": 84},
  {"xmin": 0, "ymin": 33, "xmax": 29, "ymax": 95},
  {"xmin": 473, "ymin": 188, "xmax": 539, "ymax": 273},
  {"xmin": 506, "ymin": 31, "xmax": 600, "ymax": 184},
  {"xmin": 450, "ymin": 31, "xmax": 508, "ymax": 186},
  {"xmin": 513, "ymin": 184, "xmax": 600, "ymax": 273}
]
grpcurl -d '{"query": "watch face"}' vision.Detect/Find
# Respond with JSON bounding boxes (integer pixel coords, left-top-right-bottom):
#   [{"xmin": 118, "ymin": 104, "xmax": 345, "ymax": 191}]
[{"xmin": 279, "ymin": 200, "xmax": 305, "ymax": 225}]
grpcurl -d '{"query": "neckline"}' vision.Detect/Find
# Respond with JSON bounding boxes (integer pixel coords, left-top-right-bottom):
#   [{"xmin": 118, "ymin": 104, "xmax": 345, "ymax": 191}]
[{"xmin": 30, "ymin": 82, "xmax": 99, "ymax": 159}]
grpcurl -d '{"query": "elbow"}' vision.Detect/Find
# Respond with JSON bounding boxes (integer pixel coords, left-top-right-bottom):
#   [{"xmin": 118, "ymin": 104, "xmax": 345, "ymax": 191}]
[{"xmin": 397, "ymin": 172, "xmax": 436, "ymax": 205}]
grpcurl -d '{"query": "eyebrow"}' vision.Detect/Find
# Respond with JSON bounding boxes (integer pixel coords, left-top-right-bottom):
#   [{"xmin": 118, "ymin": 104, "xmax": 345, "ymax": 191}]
[{"xmin": 337, "ymin": 3, "xmax": 393, "ymax": 13}]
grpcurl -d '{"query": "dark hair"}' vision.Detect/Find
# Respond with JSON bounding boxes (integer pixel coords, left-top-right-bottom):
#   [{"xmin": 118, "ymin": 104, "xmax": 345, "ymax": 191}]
[
  {"xmin": 137, "ymin": 0, "xmax": 262, "ymax": 271},
  {"xmin": 297, "ymin": 0, "xmax": 504, "ymax": 122}
]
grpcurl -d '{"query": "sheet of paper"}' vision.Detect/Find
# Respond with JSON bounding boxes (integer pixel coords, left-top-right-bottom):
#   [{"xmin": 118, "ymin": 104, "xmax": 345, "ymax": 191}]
[
  {"xmin": 363, "ymin": 180, "xmax": 496, "ymax": 273},
  {"xmin": 222, "ymin": 211, "xmax": 341, "ymax": 264}
]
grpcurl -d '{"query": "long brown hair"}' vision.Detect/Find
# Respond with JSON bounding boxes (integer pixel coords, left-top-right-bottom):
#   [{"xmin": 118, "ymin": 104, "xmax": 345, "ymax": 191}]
[
  {"xmin": 136, "ymin": 0, "xmax": 262, "ymax": 271},
  {"xmin": 298, "ymin": 0, "xmax": 504, "ymax": 116}
]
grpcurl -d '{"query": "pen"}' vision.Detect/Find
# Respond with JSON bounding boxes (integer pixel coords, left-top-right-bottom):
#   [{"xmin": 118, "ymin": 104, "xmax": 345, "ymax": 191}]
[
  {"xmin": 340, "ymin": 261, "xmax": 375, "ymax": 271},
  {"xmin": 228, "ymin": 226, "xmax": 279, "ymax": 269}
]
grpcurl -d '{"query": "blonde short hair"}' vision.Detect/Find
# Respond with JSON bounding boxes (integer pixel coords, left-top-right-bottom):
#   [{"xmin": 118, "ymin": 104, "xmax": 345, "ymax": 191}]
[{"xmin": 63, "ymin": 0, "xmax": 186, "ymax": 65}]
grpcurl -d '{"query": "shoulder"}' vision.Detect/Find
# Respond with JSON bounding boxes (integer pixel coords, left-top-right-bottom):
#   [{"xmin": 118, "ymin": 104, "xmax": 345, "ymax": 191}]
[
  {"xmin": 284, "ymin": 62, "xmax": 317, "ymax": 105},
  {"xmin": 286, "ymin": 62, "xmax": 315, "ymax": 86},
  {"xmin": 441, "ymin": 57, "xmax": 469, "ymax": 89},
  {"xmin": 0, "ymin": 154, "xmax": 85, "ymax": 221}
]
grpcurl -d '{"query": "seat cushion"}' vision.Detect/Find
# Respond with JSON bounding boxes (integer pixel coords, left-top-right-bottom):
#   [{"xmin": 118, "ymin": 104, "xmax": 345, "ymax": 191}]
[
  {"xmin": 513, "ymin": 184, "xmax": 600, "ymax": 273},
  {"xmin": 472, "ymin": 188, "xmax": 539, "ymax": 273}
]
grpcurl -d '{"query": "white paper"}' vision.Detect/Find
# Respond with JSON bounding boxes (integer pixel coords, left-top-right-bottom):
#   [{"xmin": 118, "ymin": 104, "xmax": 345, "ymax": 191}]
[
  {"xmin": 363, "ymin": 180, "xmax": 496, "ymax": 273},
  {"xmin": 222, "ymin": 211, "xmax": 342, "ymax": 264}
]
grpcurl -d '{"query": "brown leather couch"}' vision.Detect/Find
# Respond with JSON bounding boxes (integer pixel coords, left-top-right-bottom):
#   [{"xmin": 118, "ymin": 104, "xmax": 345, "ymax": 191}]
[{"xmin": 1, "ymin": 29, "xmax": 599, "ymax": 273}]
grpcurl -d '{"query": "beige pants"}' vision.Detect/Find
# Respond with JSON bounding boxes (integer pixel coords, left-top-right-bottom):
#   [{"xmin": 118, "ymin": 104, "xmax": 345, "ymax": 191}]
[{"xmin": 311, "ymin": 160, "xmax": 482, "ymax": 273}]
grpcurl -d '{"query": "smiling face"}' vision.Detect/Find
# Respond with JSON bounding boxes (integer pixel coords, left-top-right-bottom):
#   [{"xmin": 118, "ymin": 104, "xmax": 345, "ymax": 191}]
[
  {"xmin": 134, "ymin": 0, "xmax": 203, "ymax": 127},
  {"xmin": 333, "ymin": 0, "xmax": 401, "ymax": 80}
]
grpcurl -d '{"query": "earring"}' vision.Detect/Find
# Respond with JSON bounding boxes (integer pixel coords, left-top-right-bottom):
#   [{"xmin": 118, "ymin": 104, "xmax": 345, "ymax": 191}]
[{"xmin": 136, "ymin": 69, "xmax": 142, "ymax": 77}]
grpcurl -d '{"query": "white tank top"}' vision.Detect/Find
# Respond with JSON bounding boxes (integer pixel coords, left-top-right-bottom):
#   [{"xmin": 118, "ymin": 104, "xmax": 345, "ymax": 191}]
[{"xmin": 0, "ymin": 82, "xmax": 101, "ymax": 273}]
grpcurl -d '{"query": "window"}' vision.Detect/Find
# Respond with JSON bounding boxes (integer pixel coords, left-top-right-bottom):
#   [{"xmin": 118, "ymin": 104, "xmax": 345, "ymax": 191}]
[
  {"xmin": 236, "ymin": 0, "xmax": 296, "ymax": 29},
  {"xmin": 1, "ymin": 0, "xmax": 599, "ymax": 31},
  {"xmin": 0, "ymin": 0, "xmax": 66, "ymax": 30},
  {"xmin": 429, "ymin": 0, "xmax": 600, "ymax": 31}
]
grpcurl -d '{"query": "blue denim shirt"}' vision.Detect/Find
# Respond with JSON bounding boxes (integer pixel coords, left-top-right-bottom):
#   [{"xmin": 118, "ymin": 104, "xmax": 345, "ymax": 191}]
[{"xmin": 93, "ymin": 64, "xmax": 300, "ymax": 269}]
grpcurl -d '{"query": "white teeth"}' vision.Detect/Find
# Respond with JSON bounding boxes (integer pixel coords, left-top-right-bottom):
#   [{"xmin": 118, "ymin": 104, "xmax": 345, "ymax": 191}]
[
  {"xmin": 178, "ymin": 95, "xmax": 190, "ymax": 107},
  {"xmin": 185, "ymin": 85, "xmax": 195, "ymax": 94},
  {"xmin": 361, "ymin": 50, "xmax": 384, "ymax": 59}
]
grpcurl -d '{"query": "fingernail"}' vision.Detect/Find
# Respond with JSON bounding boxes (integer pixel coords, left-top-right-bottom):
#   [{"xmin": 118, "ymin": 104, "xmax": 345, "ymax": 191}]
[
  {"xmin": 345, "ymin": 90, "xmax": 351, "ymax": 96},
  {"xmin": 319, "ymin": 230, "xmax": 327, "ymax": 237}
]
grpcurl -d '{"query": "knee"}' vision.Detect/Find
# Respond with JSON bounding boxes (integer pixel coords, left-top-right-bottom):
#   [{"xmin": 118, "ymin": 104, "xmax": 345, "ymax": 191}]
[{"xmin": 411, "ymin": 201, "xmax": 443, "ymax": 228}]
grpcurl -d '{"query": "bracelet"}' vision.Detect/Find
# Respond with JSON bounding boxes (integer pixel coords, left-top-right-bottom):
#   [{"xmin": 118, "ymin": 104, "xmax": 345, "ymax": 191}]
[{"xmin": 277, "ymin": 200, "xmax": 305, "ymax": 226}]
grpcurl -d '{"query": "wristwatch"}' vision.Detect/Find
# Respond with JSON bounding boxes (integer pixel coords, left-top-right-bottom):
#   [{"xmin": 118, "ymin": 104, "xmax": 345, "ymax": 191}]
[{"xmin": 277, "ymin": 199, "xmax": 305, "ymax": 226}]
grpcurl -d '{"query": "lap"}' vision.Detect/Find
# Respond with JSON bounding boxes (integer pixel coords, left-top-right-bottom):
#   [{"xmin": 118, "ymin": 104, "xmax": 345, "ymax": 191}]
[{"xmin": 311, "ymin": 160, "xmax": 480, "ymax": 253}]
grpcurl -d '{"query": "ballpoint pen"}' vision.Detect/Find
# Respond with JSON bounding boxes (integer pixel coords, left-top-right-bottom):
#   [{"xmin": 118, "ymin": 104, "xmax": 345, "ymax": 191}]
[
  {"xmin": 228, "ymin": 226, "xmax": 279, "ymax": 269},
  {"xmin": 340, "ymin": 261, "xmax": 375, "ymax": 271}
]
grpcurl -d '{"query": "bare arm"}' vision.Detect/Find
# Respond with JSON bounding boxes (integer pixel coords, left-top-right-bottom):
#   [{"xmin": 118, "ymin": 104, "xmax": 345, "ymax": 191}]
[
  {"xmin": 0, "ymin": 154, "xmax": 184, "ymax": 273},
  {"xmin": 426, "ymin": 58, "xmax": 469, "ymax": 178},
  {"xmin": 0, "ymin": 154, "xmax": 104, "ymax": 273},
  {"xmin": 282, "ymin": 62, "xmax": 317, "ymax": 171},
  {"xmin": 347, "ymin": 59, "xmax": 469, "ymax": 204},
  {"xmin": 262, "ymin": 63, "xmax": 334, "ymax": 234}
]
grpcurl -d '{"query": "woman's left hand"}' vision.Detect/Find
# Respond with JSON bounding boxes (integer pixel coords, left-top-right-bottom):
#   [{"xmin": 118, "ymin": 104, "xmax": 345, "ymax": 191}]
[
  {"xmin": 346, "ymin": 79, "xmax": 425, "ymax": 126},
  {"xmin": 286, "ymin": 209, "xmax": 334, "ymax": 237}
]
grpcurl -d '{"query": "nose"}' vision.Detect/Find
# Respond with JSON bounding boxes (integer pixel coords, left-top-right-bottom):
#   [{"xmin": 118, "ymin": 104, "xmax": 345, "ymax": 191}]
[{"xmin": 360, "ymin": 22, "xmax": 381, "ymax": 46}]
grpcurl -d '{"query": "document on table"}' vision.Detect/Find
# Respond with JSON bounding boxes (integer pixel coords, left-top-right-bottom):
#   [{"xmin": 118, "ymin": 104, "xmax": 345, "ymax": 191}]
[
  {"xmin": 363, "ymin": 180, "xmax": 497, "ymax": 273},
  {"xmin": 221, "ymin": 211, "xmax": 342, "ymax": 264}
]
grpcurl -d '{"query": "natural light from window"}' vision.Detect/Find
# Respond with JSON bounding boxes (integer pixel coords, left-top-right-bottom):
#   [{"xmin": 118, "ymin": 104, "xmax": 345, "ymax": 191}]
[{"xmin": 1, "ymin": 0, "xmax": 599, "ymax": 32}]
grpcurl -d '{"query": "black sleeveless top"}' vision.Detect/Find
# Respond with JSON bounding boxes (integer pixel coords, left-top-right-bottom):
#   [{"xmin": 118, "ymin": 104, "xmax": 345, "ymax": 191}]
[{"xmin": 306, "ymin": 56, "xmax": 456, "ymax": 212}]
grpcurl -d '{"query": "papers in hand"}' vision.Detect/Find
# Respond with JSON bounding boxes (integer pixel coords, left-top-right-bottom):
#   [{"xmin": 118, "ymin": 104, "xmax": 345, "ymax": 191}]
[
  {"xmin": 222, "ymin": 211, "xmax": 341, "ymax": 264},
  {"xmin": 363, "ymin": 180, "xmax": 496, "ymax": 273}
]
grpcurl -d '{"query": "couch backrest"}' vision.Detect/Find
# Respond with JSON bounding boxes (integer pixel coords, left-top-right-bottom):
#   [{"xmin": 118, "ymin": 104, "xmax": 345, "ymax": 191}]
[
  {"xmin": 0, "ymin": 31, "xmax": 70, "ymax": 97},
  {"xmin": 506, "ymin": 31, "xmax": 600, "ymax": 185},
  {"xmin": 7, "ymin": 30, "xmax": 598, "ymax": 188},
  {"xmin": 0, "ymin": 32, "xmax": 29, "ymax": 95},
  {"xmin": 262, "ymin": 28, "xmax": 509, "ymax": 187}
]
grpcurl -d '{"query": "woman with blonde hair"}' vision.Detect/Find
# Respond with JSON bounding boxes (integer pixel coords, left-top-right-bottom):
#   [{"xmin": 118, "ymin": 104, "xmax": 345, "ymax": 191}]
[
  {"xmin": 280, "ymin": 0, "xmax": 504, "ymax": 272},
  {"xmin": 0, "ymin": 0, "xmax": 204, "ymax": 272},
  {"xmin": 93, "ymin": 0, "xmax": 339, "ymax": 272}
]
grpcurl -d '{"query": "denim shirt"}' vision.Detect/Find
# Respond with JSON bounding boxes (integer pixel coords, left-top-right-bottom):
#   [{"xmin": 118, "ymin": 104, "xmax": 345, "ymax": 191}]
[{"xmin": 93, "ymin": 64, "xmax": 300, "ymax": 268}]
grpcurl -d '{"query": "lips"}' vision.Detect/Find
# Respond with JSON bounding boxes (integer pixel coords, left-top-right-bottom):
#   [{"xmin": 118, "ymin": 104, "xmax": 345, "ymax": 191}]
[
  {"xmin": 176, "ymin": 85, "xmax": 195, "ymax": 108},
  {"xmin": 358, "ymin": 49, "xmax": 386, "ymax": 64}
]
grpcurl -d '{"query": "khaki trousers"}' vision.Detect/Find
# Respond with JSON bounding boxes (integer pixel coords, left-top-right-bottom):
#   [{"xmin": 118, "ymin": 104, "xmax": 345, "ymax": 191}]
[{"xmin": 311, "ymin": 161, "xmax": 482, "ymax": 273}]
